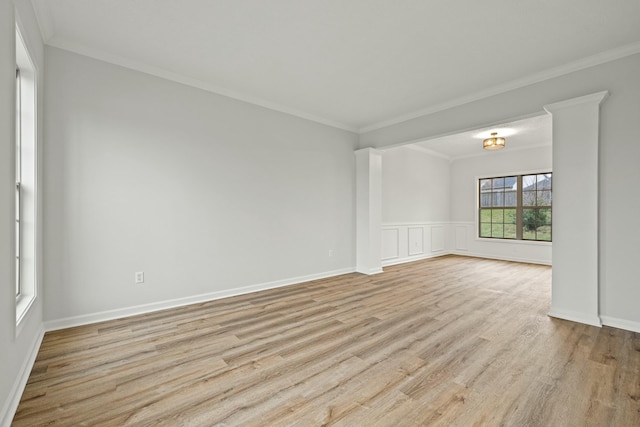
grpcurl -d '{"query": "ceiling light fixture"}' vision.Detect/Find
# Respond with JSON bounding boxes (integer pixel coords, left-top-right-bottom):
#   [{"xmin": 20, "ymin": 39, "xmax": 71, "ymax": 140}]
[{"xmin": 483, "ymin": 132, "xmax": 505, "ymax": 150}]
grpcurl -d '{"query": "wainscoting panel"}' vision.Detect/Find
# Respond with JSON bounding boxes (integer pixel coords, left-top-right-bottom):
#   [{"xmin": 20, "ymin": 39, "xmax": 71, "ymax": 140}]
[
  {"xmin": 450, "ymin": 221, "xmax": 552, "ymax": 265},
  {"xmin": 382, "ymin": 223, "xmax": 449, "ymax": 266},
  {"xmin": 382, "ymin": 222, "xmax": 551, "ymax": 267},
  {"xmin": 455, "ymin": 226, "xmax": 468, "ymax": 251},
  {"xmin": 381, "ymin": 228, "xmax": 400, "ymax": 260},
  {"xmin": 431, "ymin": 226, "xmax": 445, "ymax": 252},
  {"xmin": 408, "ymin": 227, "xmax": 424, "ymax": 256}
]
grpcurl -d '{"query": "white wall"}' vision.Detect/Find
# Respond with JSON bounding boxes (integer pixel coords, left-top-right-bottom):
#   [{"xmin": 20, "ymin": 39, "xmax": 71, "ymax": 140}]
[
  {"xmin": 0, "ymin": 1, "xmax": 44, "ymax": 425},
  {"xmin": 380, "ymin": 146, "xmax": 450, "ymax": 265},
  {"xmin": 361, "ymin": 53, "xmax": 640, "ymax": 330},
  {"xmin": 449, "ymin": 145, "xmax": 552, "ymax": 264},
  {"xmin": 43, "ymin": 47, "xmax": 358, "ymax": 325},
  {"xmin": 382, "ymin": 146, "xmax": 450, "ymax": 223},
  {"xmin": 379, "ymin": 143, "xmax": 552, "ymax": 266}
]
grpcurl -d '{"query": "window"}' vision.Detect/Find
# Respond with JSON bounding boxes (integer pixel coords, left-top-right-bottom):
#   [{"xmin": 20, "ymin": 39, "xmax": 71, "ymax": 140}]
[
  {"xmin": 15, "ymin": 67, "xmax": 21, "ymax": 298},
  {"xmin": 479, "ymin": 173, "xmax": 552, "ymax": 242},
  {"xmin": 15, "ymin": 26, "xmax": 37, "ymax": 326}
]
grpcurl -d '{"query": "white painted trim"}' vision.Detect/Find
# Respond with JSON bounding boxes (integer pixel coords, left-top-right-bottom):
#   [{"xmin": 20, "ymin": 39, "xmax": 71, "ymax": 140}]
[
  {"xmin": 15, "ymin": 295, "xmax": 37, "ymax": 338},
  {"xmin": 28, "ymin": 0, "xmax": 638, "ymax": 134},
  {"xmin": 548, "ymin": 308, "xmax": 602, "ymax": 328},
  {"xmin": 383, "ymin": 221, "xmax": 449, "ymax": 227},
  {"xmin": 382, "ymin": 221, "xmax": 551, "ymax": 265},
  {"xmin": 360, "ymin": 44, "xmax": 639, "ymax": 133},
  {"xmin": 474, "ymin": 168, "xmax": 553, "ymax": 182},
  {"xmin": 543, "ymin": 90, "xmax": 609, "ymax": 113},
  {"xmin": 450, "ymin": 250, "xmax": 552, "ymax": 266},
  {"xmin": 600, "ymin": 316, "xmax": 640, "ymax": 334},
  {"xmin": 474, "ymin": 238, "xmax": 552, "ymax": 247},
  {"xmin": 381, "ymin": 249, "xmax": 550, "ymax": 267},
  {"xmin": 357, "ymin": 267, "xmax": 384, "ymax": 275},
  {"xmin": 454, "ymin": 226, "xmax": 468, "ymax": 251},
  {"xmin": 431, "ymin": 225, "xmax": 445, "ymax": 252},
  {"xmin": 356, "ymin": 147, "xmax": 384, "ymax": 155},
  {"xmin": 14, "ymin": 21, "xmax": 41, "ymax": 338},
  {"xmin": 381, "ymin": 223, "xmax": 448, "ymax": 265},
  {"xmin": 381, "ymin": 227, "xmax": 400, "ymax": 261},
  {"xmin": 407, "ymin": 226, "xmax": 424, "ymax": 256},
  {"xmin": 356, "ymin": 148, "xmax": 383, "ymax": 274},
  {"xmin": 44, "ymin": 267, "xmax": 355, "ymax": 332},
  {"xmin": 44, "ymin": 40, "xmax": 357, "ymax": 133},
  {"xmin": 0, "ymin": 326, "xmax": 44, "ymax": 427},
  {"xmin": 451, "ymin": 222, "xmax": 553, "ymax": 254},
  {"xmin": 382, "ymin": 251, "xmax": 449, "ymax": 267}
]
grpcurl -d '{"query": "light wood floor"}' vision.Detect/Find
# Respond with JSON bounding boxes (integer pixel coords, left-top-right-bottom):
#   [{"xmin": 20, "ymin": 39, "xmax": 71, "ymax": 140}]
[{"xmin": 13, "ymin": 255, "xmax": 640, "ymax": 426}]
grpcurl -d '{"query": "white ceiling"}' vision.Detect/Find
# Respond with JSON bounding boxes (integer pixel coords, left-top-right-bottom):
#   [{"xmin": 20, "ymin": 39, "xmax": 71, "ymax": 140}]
[
  {"xmin": 31, "ymin": 0, "xmax": 640, "ymax": 132},
  {"xmin": 407, "ymin": 114, "xmax": 552, "ymax": 160}
]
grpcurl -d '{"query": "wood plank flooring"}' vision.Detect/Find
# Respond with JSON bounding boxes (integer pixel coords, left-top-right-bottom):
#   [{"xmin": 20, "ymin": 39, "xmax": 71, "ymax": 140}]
[{"xmin": 12, "ymin": 255, "xmax": 640, "ymax": 426}]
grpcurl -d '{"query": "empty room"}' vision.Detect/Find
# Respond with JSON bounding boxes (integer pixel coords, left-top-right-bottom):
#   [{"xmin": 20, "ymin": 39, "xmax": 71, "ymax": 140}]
[{"xmin": 2, "ymin": 1, "xmax": 640, "ymax": 425}]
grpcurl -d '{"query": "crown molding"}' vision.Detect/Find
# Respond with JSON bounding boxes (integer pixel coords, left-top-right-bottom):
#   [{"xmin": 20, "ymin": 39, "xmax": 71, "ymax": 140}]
[
  {"xmin": 359, "ymin": 41, "xmax": 640, "ymax": 134},
  {"xmin": 47, "ymin": 38, "xmax": 358, "ymax": 132},
  {"xmin": 26, "ymin": 0, "xmax": 640, "ymax": 135},
  {"xmin": 29, "ymin": 0, "xmax": 357, "ymax": 132},
  {"xmin": 543, "ymin": 90, "xmax": 609, "ymax": 113}
]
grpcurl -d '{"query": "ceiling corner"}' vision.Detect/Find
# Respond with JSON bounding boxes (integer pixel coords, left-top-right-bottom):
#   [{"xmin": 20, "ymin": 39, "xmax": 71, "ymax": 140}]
[{"xmin": 30, "ymin": 0, "xmax": 55, "ymax": 42}]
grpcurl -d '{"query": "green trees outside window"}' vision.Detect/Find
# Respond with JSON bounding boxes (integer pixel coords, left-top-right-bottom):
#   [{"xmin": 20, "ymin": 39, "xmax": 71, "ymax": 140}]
[{"xmin": 479, "ymin": 173, "xmax": 552, "ymax": 241}]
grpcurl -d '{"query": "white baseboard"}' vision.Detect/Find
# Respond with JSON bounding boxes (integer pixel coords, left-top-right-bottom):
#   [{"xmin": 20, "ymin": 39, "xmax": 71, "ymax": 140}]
[
  {"xmin": 1, "ymin": 326, "xmax": 44, "ymax": 427},
  {"xmin": 450, "ymin": 250, "xmax": 552, "ymax": 266},
  {"xmin": 382, "ymin": 251, "xmax": 450, "ymax": 267},
  {"xmin": 382, "ymin": 251, "xmax": 550, "ymax": 267},
  {"xmin": 600, "ymin": 315, "xmax": 640, "ymax": 333},
  {"xmin": 44, "ymin": 267, "xmax": 355, "ymax": 332},
  {"xmin": 355, "ymin": 267, "xmax": 384, "ymax": 275},
  {"xmin": 548, "ymin": 307, "xmax": 602, "ymax": 327}
]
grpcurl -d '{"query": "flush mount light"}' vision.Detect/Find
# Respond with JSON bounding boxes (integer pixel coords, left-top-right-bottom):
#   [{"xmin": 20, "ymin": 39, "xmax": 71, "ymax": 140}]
[{"xmin": 483, "ymin": 132, "xmax": 505, "ymax": 150}]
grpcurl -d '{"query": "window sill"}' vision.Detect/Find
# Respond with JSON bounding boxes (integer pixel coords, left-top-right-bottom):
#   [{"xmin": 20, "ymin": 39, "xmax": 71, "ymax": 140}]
[
  {"xmin": 16, "ymin": 293, "xmax": 36, "ymax": 336},
  {"xmin": 475, "ymin": 237, "xmax": 552, "ymax": 246}
]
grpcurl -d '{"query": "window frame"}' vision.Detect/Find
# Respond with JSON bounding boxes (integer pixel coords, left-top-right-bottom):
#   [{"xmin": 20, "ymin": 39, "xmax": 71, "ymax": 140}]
[
  {"xmin": 477, "ymin": 171, "xmax": 552, "ymax": 243},
  {"xmin": 15, "ymin": 67, "xmax": 22, "ymax": 298},
  {"xmin": 14, "ymin": 24, "xmax": 38, "ymax": 330}
]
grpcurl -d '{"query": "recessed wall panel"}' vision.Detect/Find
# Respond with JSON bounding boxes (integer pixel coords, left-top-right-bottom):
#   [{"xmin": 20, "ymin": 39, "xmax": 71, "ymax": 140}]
[
  {"xmin": 382, "ymin": 228, "xmax": 400, "ymax": 260},
  {"xmin": 431, "ymin": 226, "xmax": 444, "ymax": 252},
  {"xmin": 408, "ymin": 227, "xmax": 424, "ymax": 256}
]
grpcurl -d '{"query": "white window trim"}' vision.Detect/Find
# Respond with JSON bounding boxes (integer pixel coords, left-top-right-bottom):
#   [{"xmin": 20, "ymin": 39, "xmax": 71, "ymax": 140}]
[
  {"xmin": 475, "ymin": 237, "xmax": 552, "ymax": 246},
  {"xmin": 15, "ymin": 24, "xmax": 38, "ymax": 334}
]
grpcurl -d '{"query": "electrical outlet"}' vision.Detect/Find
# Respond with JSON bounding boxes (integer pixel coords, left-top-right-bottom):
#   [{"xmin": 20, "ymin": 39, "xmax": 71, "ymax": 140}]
[
  {"xmin": 135, "ymin": 272, "xmax": 144, "ymax": 284},
  {"xmin": 328, "ymin": 249, "xmax": 334, "ymax": 257}
]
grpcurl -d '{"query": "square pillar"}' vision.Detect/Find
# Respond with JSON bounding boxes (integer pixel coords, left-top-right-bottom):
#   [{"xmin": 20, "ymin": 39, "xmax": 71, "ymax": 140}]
[
  {"xmin": 544, "ymin": 91, "xmax": 608, "ymax": 327},
  {"xmin": 355, "ymin": 148, "xmax": 383, "ymax": 275}
]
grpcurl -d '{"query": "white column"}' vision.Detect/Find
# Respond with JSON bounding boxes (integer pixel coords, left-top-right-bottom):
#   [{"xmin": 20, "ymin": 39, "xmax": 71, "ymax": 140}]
[
  {"xmin": 355, "ymin": 148, "xmax": 383, "ymax": 275},
  {"xmin": 544, "ymin": 91, "xmax": 608, "ymax": 327}
]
